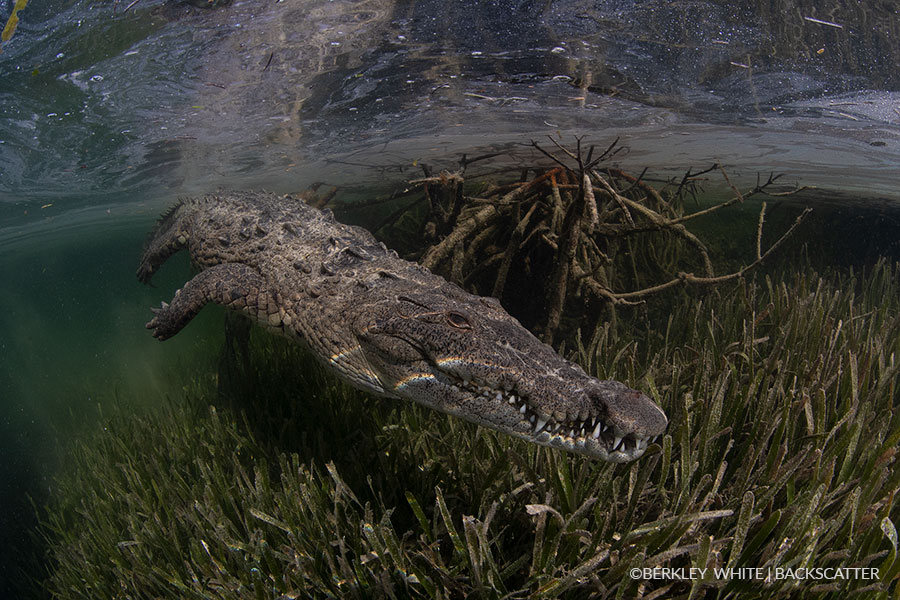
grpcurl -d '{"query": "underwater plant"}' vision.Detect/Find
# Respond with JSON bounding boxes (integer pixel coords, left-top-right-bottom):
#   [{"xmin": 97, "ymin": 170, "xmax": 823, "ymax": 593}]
[{"xmin": 42, "ymin": 259, "xmax": 900, "ymax": 598}]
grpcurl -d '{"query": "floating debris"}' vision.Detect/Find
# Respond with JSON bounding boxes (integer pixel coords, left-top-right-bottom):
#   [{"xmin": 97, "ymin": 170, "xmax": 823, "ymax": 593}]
[{"xmin": 803, "ymin": 16, "xmax": 844, "ymax": 28}]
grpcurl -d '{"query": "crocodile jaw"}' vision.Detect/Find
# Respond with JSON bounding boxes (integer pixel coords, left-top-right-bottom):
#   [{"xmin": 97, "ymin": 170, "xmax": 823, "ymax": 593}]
[
  {"xmin": 355, "ymin": 292, "xmax": 667, "ymax": 463},
  {"xmin": 356, "ymin": 304, "xmax": 668, "ymax": 462},
  {"xmin": 387, "ymin": 360, "xmax": 666, "ymax": 462}
]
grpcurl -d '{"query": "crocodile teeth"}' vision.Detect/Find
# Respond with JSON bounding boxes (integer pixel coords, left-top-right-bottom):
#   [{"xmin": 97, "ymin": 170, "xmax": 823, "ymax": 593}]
[{"xmin": 452, "ymin": 380, "xmax": 654, "ymax": 453}]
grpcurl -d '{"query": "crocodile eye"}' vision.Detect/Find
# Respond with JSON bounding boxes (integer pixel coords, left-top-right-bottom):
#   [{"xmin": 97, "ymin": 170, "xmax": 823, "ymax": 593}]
[{"xmin": 446, "ymin": 311, "xmax": 471, "ymax": 329}]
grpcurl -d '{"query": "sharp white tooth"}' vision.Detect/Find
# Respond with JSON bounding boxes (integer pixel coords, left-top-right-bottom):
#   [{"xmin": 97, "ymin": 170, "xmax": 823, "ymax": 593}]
[
  {"xmin": 534, "ymin": 417, "xmax": 548, "ymax": 433},
  {"xmin": 508, "ymin": 396, "xmax": 516, "ymax": 405},
  {"xmin": 495, "ymin": 391, "xmax": 503, "ymax": 402},
  {"xmin": 613, "ymin": 435, "xmax": 622, "ymax": 449},
  {"xmin": 569, "ymin": 429, "xmax": 575, "ymax": 437},
  {"xmin": 519, "ymin": 404, "xmax": 527, "ymax": 414},
  {"xmin": 529, "ymin": 414, "xmax": 536, "ymax": 423},
  {"xmin": 592, "ymin": 422, "xmax": 602, "ymax": 439}
]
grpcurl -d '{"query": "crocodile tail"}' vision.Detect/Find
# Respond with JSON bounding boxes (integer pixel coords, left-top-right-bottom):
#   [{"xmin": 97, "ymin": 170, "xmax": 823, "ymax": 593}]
[{"xmin": 137, "ymin": 198, "xmax": 192, "ymax": 284}]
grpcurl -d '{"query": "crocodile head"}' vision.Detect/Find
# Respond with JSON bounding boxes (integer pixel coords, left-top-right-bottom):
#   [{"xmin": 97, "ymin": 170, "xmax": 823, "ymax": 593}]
[{"xmin": 354, "ymin": 287, "xmax": 667, "ymax": 462}]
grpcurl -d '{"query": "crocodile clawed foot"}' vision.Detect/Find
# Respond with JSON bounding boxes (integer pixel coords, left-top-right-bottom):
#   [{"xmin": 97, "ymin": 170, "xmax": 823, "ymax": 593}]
[
  {"xmin": 146, "ymin": 302, "xmax": 173, "ymax": 340},
  {"xmin": 149, "ymin": 301, "xmax": 169, "ymax": 315}
]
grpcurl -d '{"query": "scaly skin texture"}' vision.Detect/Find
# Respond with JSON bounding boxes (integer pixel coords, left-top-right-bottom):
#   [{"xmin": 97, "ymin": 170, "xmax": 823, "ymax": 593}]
[{"xmin": 138, "ymin": 191, "xmax": 667, "ymax": 462}]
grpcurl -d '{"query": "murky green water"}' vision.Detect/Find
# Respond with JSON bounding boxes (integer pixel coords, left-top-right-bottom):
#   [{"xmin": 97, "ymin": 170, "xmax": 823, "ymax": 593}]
[{"xmin": 2, "ymin": 0, "xmax": 899, "ymax": 594}]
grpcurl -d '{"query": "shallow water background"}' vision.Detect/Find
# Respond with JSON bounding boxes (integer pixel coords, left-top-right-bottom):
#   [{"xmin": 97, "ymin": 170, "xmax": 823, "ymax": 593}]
[{"xmin": 1, "ymin": 0, "xmax": 899, "ymax": 592}]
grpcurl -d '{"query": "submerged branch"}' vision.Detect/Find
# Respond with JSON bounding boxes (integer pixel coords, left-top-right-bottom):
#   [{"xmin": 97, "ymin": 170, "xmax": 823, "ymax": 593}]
[
  {"xmin": 384, "ymin": 137, "xmax": 811, "ymax": 339},
  {"xmin": 604, "ymin": 207, "xmax": 812, "ymax": 301}
]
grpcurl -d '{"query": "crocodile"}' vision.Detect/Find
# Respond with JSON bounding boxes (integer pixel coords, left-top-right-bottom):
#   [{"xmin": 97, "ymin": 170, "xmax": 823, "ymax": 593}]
[{"xmin": 137, "ymin": 191, "xmax": 667, "ymax": 462}]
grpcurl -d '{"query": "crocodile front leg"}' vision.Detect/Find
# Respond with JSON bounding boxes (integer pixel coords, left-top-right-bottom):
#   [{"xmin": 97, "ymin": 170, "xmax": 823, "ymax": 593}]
[{"xmin": 147, "ymin": 263, "xmax": 277, "ymax": 340}]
